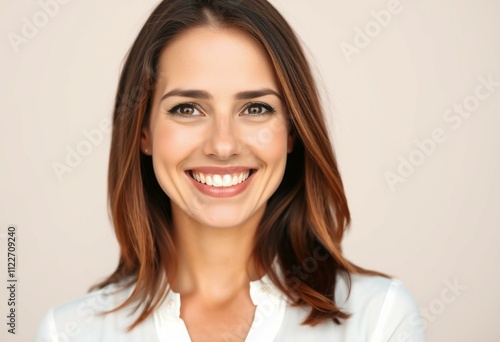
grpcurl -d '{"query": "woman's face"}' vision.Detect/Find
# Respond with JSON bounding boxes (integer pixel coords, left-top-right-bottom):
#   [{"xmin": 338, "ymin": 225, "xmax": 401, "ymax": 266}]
[{"xmin": 141, "ymin": 26, "xmax": 295, "ymax": 229}]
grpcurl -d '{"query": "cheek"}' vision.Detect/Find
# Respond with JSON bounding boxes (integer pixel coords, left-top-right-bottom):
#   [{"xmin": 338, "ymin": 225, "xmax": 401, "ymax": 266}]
[
  {"xmin": 152, "ymin": 123, "xmax": 200, "ymax": 166},
  {"xmin": 244, "ymin": 117, "xmax": 289, "ymax": 154}
]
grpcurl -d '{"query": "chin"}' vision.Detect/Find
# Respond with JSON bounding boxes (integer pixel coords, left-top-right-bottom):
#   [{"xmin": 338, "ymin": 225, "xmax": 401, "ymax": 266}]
[{"xmin": 194, "ymin": 215, "xmax": 247, "ymax": 229}]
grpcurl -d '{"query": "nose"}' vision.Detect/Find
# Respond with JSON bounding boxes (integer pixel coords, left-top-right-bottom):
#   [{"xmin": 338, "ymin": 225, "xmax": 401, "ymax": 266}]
[{"xmin": 203, "ymin": 113, "xmax": 240, "ymax": 160}]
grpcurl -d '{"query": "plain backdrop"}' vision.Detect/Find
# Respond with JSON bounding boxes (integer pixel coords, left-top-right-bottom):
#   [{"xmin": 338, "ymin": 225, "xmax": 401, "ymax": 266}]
[{"xmin": 1, "ymin": 0, "xmax": 499, "ymax": 341}]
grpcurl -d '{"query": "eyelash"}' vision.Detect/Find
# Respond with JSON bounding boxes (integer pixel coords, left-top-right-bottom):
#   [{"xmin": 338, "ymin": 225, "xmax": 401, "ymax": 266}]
[{"xmin": 166, "ymin": 102, "xmax": 277, "ymax": 118}]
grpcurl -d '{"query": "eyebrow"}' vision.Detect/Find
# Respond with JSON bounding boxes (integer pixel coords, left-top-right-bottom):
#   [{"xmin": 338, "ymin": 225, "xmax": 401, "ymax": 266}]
[{"xmin": 160, "ymin": 88, "xmax": 282, "ymax": 102}]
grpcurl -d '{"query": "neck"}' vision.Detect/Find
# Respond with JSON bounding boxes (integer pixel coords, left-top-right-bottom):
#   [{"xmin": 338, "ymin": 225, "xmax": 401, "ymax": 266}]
[{"xmin": 169, "ymin": 203, "xmax": 266, "ymax": 303}]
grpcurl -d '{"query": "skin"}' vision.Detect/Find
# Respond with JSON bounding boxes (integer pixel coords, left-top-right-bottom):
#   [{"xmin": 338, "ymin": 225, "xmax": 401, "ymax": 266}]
[{"xmin": 141, "ymin": 26, "xmax": 295, "ymax": 341}]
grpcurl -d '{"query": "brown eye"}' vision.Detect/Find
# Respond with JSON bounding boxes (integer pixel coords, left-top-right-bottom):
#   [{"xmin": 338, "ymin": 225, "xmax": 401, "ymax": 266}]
[
  {"xmin": 248, "ymin": 105, "xmax": 264, "ymax": 114},
  {"xmin": 167, "ymin": 103, "xmax": 201, "ymax": 117},
  {"xmin": 179, "ymin": 105, "xmax": 194, "ymax": 115},
  {"xmin": 243, "ymin": 102, "xmax": 276, "ymax": 116}
]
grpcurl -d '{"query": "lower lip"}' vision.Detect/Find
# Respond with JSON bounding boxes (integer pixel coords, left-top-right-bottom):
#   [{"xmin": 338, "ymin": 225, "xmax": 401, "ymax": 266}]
[{"xmin": 185, "ymin": 170, "xmax": 256, "ymax": 198}]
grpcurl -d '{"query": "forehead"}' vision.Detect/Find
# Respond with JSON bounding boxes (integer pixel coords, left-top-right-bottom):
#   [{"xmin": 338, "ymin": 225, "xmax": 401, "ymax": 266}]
[{"xmin": 156, "ymin": 26, "xmax": 279, "ymax": 91}]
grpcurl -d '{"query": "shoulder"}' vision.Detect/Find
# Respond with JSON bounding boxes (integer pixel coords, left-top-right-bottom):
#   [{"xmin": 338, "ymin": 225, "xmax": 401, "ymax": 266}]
[
  {"xmin": 335, "ymin": 272, "xmax": 427, "ymax": 341},
  {"xmin": 34, "ymin": 281, "xmax": 155, "ymax": 342},
  {"xmin": 335, "ymin": 272, "xmax": 410, "ymax": 306}
]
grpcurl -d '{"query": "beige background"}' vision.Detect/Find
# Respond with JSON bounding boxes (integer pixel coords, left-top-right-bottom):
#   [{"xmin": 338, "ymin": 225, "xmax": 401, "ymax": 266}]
[{"xmin": 1, "ymin": 0, "xmax": 499, "ymax": 341}]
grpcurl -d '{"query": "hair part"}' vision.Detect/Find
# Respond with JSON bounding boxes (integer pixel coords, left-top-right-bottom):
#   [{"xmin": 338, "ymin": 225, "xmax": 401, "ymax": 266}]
[{"xmin": 90, "ymin": 0, "xmax": 391, "ymax": 331}]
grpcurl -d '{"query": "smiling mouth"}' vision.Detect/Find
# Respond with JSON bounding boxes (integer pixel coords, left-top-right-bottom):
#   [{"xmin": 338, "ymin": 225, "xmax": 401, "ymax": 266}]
[{"xmin": 187, "ymin": 169, "xmax": 257, "ymax": 187}]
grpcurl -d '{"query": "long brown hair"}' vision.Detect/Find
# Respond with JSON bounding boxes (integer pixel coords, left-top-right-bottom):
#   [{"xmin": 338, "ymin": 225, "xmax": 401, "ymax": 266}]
[{"xmin": 91, "ymin": 0, "xmax": 391, "ymax": 331}]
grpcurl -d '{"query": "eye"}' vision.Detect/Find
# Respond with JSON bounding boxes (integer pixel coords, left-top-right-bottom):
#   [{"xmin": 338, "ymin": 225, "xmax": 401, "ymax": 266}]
[
  {"xmin": 242, "ymin": 102, "xmax": 276, "ymax": 116},
  {"xmin": 167, "ymin": 102, "xmax": 202, "ymax": 117}
]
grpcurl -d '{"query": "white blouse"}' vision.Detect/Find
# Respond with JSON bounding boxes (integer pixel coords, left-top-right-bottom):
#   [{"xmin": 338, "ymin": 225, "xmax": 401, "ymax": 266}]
[{"xmin": 35, "ymin": 272, "xmax": 427, "ymax": 341}]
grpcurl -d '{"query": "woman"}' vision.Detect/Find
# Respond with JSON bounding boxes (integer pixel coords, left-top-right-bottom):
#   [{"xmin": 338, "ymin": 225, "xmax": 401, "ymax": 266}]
[{"xmin": 36, "ymin": 0, "xmax": 426, "ymax": 341}]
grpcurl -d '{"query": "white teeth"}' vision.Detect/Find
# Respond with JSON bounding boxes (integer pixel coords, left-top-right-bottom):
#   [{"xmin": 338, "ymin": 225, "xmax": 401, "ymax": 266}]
[
  {"xmin": 206, "ymin": 175, "xmax": 213, "ymax": 186},
  {"xmin": 190, "ymin": 170, "xmax": 253, "ymax": 187},
  {"xmin": 222, "ymin": 175, "xmax": 232, "ymax": 187},
  {"xmin": 213, "ymin": 175, "xmax": 223, "ymax": 186}
]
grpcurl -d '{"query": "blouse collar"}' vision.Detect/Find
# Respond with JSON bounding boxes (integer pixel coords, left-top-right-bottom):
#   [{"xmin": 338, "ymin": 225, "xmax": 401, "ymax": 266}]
[{"xmin": 154, "ymin": 271, "xmax": 287, "ymax": 341}]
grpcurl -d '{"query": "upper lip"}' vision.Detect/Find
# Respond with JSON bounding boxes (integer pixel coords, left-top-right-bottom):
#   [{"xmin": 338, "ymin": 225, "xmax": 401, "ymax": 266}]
[{"xmin": 187, "ymin": 166, "xmax": 256, "ymax": 174}]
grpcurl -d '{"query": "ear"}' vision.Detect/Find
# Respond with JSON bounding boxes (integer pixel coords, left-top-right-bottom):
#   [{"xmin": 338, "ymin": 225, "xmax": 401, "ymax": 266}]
[
  {"xmin": 141, "ymin": 125, "xmax": 152, "ymax": 155},
  {"xmin": 287, "ymin": 127, "xmax": 296, "ymax": 154}
]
